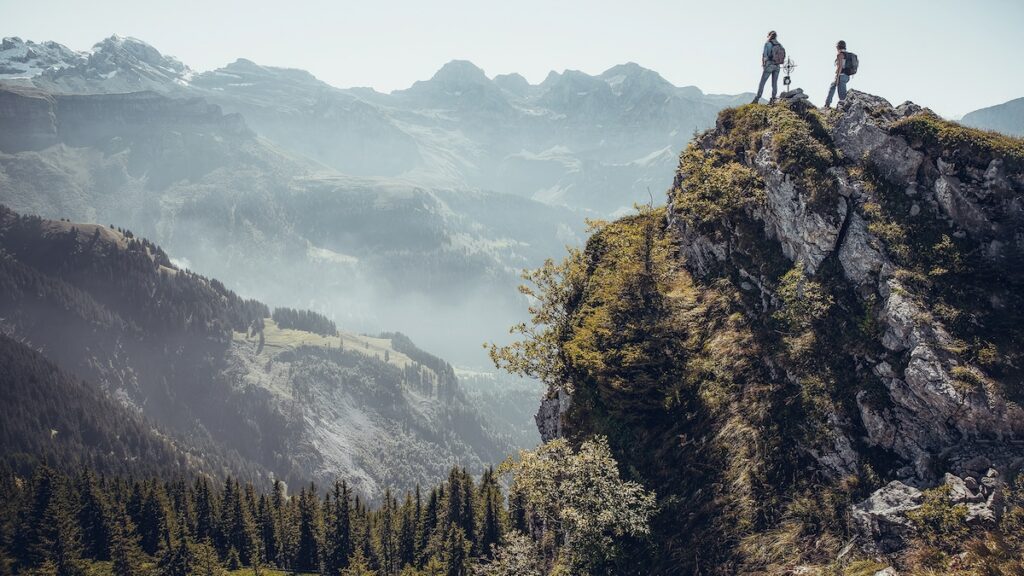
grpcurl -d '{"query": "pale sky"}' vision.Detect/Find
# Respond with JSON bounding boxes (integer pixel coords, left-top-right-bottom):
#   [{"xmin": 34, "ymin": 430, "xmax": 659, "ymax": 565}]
[{"xmin": 3, "ymin": 0, "xmax": 1021, "ymax": 117}]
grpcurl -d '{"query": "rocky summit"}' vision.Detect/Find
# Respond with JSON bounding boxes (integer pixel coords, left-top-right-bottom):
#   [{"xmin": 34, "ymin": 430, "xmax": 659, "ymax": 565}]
[{"xmin": 520, "ymin": 90, "xmax": 1024, "ymax": 573}]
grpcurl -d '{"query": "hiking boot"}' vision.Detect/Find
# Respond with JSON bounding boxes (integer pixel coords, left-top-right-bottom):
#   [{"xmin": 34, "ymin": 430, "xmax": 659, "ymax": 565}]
[
  {"xmin": 768, "ymin": 97, "xmax": 776, "ymax": 105},
  {"xmin": 751, "ymin": 98, "xmax": 760, "ymax": 105}
]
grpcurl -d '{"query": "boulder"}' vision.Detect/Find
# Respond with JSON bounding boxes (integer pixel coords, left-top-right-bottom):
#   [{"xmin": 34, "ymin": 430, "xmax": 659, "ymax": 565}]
[{"xmin": 850, "ymin": 481, "xmax": 923, "ymax": 553}]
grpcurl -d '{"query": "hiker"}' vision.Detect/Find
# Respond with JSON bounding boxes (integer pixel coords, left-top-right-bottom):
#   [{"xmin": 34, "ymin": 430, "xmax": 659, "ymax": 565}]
[
  {"xmin": 752, "ymin": 30, "xmax": 785, "ymax": 104},
  {"xmin": 824, "ymin": 40, "xmax": 858, "ymax": 107}
]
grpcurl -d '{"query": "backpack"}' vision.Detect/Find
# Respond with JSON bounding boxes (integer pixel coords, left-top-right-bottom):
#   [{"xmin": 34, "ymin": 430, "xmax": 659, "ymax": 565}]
[
  {"xmin": 771, "ymin": 42, "xmax": 786, "ymax": 65},
  {"xmin": 843, "ymin": 51, "xmax": 859, "ymax": 75}
]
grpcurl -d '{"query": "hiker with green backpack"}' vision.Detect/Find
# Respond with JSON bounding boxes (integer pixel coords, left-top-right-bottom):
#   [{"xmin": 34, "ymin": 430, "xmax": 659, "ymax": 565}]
[
  {"xmin": 752, "ymin": 30, "xmax": 786, "ymax": 104},
  {"xmin": 824, "ymin": 40, "xmax": 858, "ymax": 107}
]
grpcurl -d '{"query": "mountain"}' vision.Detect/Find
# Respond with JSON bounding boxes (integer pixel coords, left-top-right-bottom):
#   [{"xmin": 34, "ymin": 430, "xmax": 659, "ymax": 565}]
[
  {"xmin": 503, "ymin": 92, "xmax": 1024, "ymax": 573},
  {"xmin": 0, "ymin": 37, "xmax": 83, "ymax": 79},
  {"xmin": 962, "ymin": 96, "xmax": 1024, "ymax": 137},
  {"xmin": 32, "ymin": 35, "xmax": 192, "ymax": 94},
  {"xmin": 0, "ymin": 205, "xmax": 515, "ymax": 497},
  {"xmin": 1, "ymin": 35, "xmax": 751, "ymax": 215},
  {"xmin": 0, "ymin": 82, "xmax": 584, "ymax": 365}
]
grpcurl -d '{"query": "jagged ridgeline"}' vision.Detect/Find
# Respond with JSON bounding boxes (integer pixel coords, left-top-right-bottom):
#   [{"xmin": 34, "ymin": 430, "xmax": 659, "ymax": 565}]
[
  {"xmin": 0, "ymin": 205, "xmax": 510, "ymax": 496},
  {"xmin": 495, "ymin": 92, "xmax": 1024, "ymax": 573}
]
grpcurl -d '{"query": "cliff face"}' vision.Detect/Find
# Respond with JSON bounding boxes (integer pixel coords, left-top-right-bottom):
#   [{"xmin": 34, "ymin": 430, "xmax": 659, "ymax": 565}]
[
  {"xmin": 530, "ymin": 91, "xmax": 1024, "ymax": 573},
  {"xmin": 671, "ymin": 92, "xmax": 1024, "ymax": 479},
  {"xmin": 0, "ymin": 84, "xmax": 249, "ymax": 153}
]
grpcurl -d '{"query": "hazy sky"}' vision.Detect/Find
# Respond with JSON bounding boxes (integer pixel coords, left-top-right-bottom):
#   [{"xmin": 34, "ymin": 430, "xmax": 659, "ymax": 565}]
[{"xmin": 3, "ymin": 0, "xmax": 1021, "ymax": 116}]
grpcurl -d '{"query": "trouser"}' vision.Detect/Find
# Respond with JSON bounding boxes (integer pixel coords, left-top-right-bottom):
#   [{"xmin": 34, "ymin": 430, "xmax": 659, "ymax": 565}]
[
  {"xmin": 826, "ymin": 74, "xmax": 850, "ymax": 106},
  {"xmin": 755, "ymin": 66, "xmax": 780, "ymax": 101}
]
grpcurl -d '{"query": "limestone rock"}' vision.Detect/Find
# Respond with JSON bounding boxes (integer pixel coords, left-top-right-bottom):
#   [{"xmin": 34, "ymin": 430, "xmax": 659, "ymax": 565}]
[
  {"xmin": 850, "ymin": 481, "xmax": 923, "ymax": 554},
  {"xmin": 535, "ymin": 387, "xmax": 572, "ymax": 442}
]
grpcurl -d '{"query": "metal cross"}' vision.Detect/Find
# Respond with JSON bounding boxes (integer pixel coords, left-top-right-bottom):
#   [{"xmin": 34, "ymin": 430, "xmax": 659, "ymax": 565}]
[{"xmin": 782, "ymin": 58, "xmax": 797, "ymax": 88}]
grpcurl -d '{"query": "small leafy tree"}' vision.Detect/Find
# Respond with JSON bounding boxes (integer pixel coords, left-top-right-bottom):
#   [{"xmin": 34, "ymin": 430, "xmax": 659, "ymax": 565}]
[
  {"xmin": 473, "ymin": 532, "xmax": 543, "ymax": 576},
  {"xmin": 503, "ymin": 436, "xmax": 656, "ymax": 574}
]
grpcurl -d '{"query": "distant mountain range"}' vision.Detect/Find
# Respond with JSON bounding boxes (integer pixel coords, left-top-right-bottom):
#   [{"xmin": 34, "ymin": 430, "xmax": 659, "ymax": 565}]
[
  {"xmin": 0, "ymin": 34, "xmax": 751, "ymax": 214},
  {"xmin": 0, "ymin": 34, "xmax": 757, "ymax": 365},
  {"xmin": 962, "ymin": 96, "xmax": 1024, "ymax": 136}
]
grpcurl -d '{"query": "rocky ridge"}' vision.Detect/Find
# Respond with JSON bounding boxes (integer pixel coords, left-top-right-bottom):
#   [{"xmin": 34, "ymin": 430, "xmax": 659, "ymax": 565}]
[{"xmin": 526, "ymin": 90, "xmax": 1024, "ymax": 570}]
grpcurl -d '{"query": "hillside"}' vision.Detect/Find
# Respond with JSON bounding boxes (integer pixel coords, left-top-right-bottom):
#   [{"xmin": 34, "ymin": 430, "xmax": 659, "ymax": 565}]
[
  {"xmin": 496, "ymin": 92, "xmax": 1024, "ymax": 574},
  {"xmin": 0, "ymin": 205, "xmax": 513, "ymax": 497}
]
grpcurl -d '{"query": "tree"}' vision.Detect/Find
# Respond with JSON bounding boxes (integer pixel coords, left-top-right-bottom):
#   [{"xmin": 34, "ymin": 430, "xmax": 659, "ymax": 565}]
[
  {"xmin": 377, "ymin": 489, "xmax": 399, "ymax": 575},
  {"xmin": 257, "ymin": 493, "xmax": 279, "ymax": 567},
  {"xmin": 13, "ymin": 466, "xmax": 84, "ymax": 574},
  {"xmin": 398, "ymin": 492, "xmax": 417, "ymax": 569},
  {"xmin": 139, "ymin": 482, "xmax": 173, "ymax": 556},
  {"xmin": 294, "ymin": 484, "xmax": 323, "ymax": 572},
  {"xmin": 504, "ymin": 436, "xmax": 657, "ymax": 574},
  {"xmin": 192, "ymin": 540, "xmax": 224, "ymax": 576},
  {"xmin": 418, "ymin": 488, "xmax": 440, "ymax": 565},
  {"xmin": 477, "ymin": 469, "xmax": 504, "ymax": 558},
  {"xmin": 193, "ymin": 476, "xmax": 219, "ymax": 545},
  {"xmin": 110, "ymin": 510, "xmax": 143, "ymax": 576},
  {"xmin": 342, "ymin": 548, "xmax": 378, "ymax": 576},
  {"xmin": 440, "ymin": 523, "xmax": 470, "ymax": 576},
  {"xmin": 158, "ymin": 525, "xmax": 193, "ymax": 576},
  {"xmin": 472, "ymin": 532, "xmax": 543, "ymax": 576},
  {"xmin": 219, "ymin": 478, "xmax": 258, "ymax": 565},
  {"xmin": 326, "ymin": 480, "xmax": 353, "ymax": 574},
  {"xmin": 75, "ymin": 470, "xmax": 111, "ymax": 560}
]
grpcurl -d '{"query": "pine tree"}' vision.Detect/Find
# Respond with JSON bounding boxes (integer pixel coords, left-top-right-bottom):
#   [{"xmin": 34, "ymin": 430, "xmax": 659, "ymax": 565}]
[
  {"xmin": 76, "ymin": 469, "xmax": 112, "ymax": 560},
  {"xmin": 257, "ymin": 493, "xmax": 279, "ymax": 567},
  {"xmin": 327, "ymin": 480, "xmax": 353, "ymax": 574},
  {"xmin": 342, "ymin": 548, "xmax": 378, "ymax": 576},
  {"xmin": 221, "ymin": 478, "xmax": 258, "ymax": 565},
  {"xmin": 110, "ymin": 509, "xmax": 143, "ymax": 576},
  {"xmin": 192, "ymin": 540, "xmax": 224, "ymax": 576},
  {"xmin": 193, "ymin": 476, "xmax": 218, "ymax": 544},
  {"xmin": 458, "ymin": 470, "xmax": 477, "ymax": 555},
  {"xmin": 294, "ymin": 484, "xmax": 323, "ymax": 572},
  {"xmin": 14, "ymin": 465, "xmax": 83, "ymax": 574},
  {"xmin": 441, "ymin": 522, "xmax": 469, "ymax": 576},
  {"xmin": 478, "ymin": 468, "xmax": 504, "ymax": 558},
  {"xmin": 271, "ymin": 479, "xmax": 293, "ymax": 569},
  {"xmin": 398, "ymin": 492, "xmax": 417, "ymax": 569},
  {"xmin": 139, "ymin": 481, "xmax": 173, "ymax": 556},
  {"xmin": 377, "ymin": 489, "xmax": 398, "ymax": 575},
  {"xmin": 158, "ymin": 524, "xmax": 192, "ymax": 576},
  {"xmin": 507, "ymin": 489, "xmax": 528, "ymax": 535},
  {"xmin": 418, "ymin": 487, "xmax": 440, "ymax": 566}
]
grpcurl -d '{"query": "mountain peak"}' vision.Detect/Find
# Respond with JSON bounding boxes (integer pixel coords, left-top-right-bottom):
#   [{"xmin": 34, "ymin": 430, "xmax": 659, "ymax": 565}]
[
  {"xmin": 429, "ymin": 59, "xmax": 490, "ymax": 85},
  {"xmin": 600, "ymin": 62, "xmax": 674, "ymax": 96},
  {"xmin": 91, "ymin": 34, "xmax": 188, "ymax": 74},
  {"xmin": 0, "ymin": 37, "xmax": 83, "ymax": 79}
]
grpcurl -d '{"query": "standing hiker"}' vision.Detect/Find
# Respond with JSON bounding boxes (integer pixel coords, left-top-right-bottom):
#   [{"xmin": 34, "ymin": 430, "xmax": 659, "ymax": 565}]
[
  {"xmin": 752, "ymin": 30, "xmax": 785, "ymax": 104},
  {"xmin": 824, "ymin": 40, "xmax": 858, "ymax": 107}
]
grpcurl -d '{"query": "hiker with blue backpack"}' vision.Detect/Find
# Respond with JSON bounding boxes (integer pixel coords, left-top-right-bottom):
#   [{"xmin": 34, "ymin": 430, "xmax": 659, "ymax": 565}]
[
  {"xmin": 752, "ymin": 30, "xmax": 786, "ymax": 104},
  {"xmin": 824, "ymin": 40, "xmax": 858, "ymax": 107}
]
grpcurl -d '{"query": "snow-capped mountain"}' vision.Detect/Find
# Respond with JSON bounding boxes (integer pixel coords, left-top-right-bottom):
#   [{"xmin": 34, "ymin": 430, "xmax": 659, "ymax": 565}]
[
  {"xmin": 25, "ymin": 35, "xmax": 193, "ymax": 93},
  {"xmin": 0, "ymin": 37, "xmax": 84, "ymax": 79}
]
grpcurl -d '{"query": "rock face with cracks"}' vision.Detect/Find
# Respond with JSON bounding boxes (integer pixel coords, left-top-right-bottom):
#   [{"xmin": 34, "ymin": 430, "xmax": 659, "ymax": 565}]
[
  {"xmin": 668, "ymin": 91, "xmax": 1024, "ymax": 481},
  {"xmin": 535, "ymin": 90, "xmax": 1024, "ymax": 567}
]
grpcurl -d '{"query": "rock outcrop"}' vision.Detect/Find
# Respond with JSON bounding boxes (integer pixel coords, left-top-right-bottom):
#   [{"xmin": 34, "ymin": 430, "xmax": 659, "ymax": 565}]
[{"xmin": 668, "ymin": 91, "xmax": 1024, "ymax": 486}]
